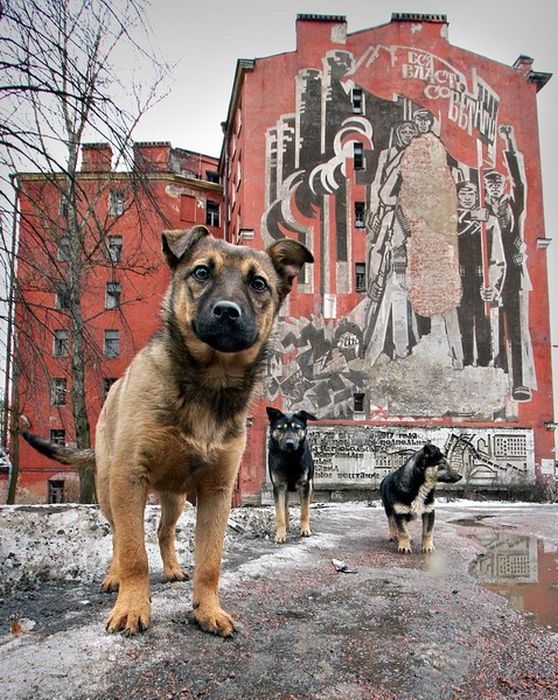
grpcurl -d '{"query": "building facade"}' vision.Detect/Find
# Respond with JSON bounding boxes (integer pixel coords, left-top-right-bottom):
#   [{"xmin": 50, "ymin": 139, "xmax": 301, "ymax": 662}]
[
  {"xmin": 9, "ymin": 142, "xmax": 223, "ymax": 501},
  {"xmin": 7, "ymin": 13, "xmax": 555, "ymax": 503},
  {"xmin": 221, "ymin": 13, "xmax": 555, "ymax": 499}
]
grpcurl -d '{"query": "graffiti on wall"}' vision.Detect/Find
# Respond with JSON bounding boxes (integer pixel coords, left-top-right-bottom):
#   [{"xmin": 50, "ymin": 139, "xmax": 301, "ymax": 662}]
[
  {"xmin": 263, "ymin": 45, "xmax": 536, "ymax": 419},
  {"xmin": 304, "ymin": 425, "xmax": 534, "ymax": 486}
]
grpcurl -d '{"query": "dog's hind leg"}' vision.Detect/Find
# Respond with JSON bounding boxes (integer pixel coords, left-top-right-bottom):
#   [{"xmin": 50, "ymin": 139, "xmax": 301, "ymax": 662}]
[
  {"xmin": 158, "ymin": 491, "xmax": 190, "ymax": 582},
  {"xmin": 97, "ymin": 465, "xmax": 119, "ymax": 593},
  {"xmin": 387, "ymin": 515, "xmax": 398, "ymax": 542},
  {"xmin": 299, "ymin": 482, "xmax": 312, "ymax": 537},
  {"xmin": 272, "ymin": 484, "xmax": 288, "ymax": 543},
  {"xmin": 394, "ymin": 513, "xmax": 412, "ymax": 554},
  {"xmin": 421, "ymin": 511, "xmax": 435, "ymax": 553}
]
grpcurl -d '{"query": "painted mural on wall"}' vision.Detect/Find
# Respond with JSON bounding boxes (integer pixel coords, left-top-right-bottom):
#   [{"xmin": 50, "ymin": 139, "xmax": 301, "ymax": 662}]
[
  {"xmin": 263, "ymin": 44, "xmax": 536, "ymax": 420},
  {"xmin": 303, "ymin": 425, "xmax": 534, "ymax": 487}
]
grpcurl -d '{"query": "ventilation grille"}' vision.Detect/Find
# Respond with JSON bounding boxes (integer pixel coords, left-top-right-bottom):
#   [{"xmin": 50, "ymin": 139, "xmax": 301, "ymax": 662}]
[
  {"xmin": 391, "ymin": 12, "xmax": 447, "ymax": 23},
  {"xmin": 297, "ymin": 14, "xmax": 346, "ymax": 23}
]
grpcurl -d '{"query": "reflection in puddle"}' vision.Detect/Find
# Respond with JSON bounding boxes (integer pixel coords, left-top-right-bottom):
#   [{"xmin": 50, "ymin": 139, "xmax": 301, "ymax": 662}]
[{"xmin": 469, "ymin": 531, "xmax": 558, "ymax": 631}]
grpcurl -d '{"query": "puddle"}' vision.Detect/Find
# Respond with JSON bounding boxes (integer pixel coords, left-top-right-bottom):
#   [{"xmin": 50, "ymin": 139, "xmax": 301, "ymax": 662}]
[
  {"xmin": 469, "ymin": 530, "xmax": 558, "ymax": 631},
  {"xmin": 449, "ymin": 515, "xmax": 495, "ymax": 527}
]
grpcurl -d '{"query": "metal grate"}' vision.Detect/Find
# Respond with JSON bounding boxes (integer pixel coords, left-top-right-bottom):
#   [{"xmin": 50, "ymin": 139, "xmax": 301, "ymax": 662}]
[{"xmin": 391, "ymin": 12, "xmax": 447, "ymax": 23}]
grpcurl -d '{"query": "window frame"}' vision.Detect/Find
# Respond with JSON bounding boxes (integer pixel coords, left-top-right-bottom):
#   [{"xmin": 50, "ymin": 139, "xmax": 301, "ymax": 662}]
[
  {"xmin": 104, "ymin": 329, "xmax": 120, "ymax": 358},
  {"xmin": 353, "ymin": 142, "xmax": 364, "ymax": 170},
  {"xmin": 355, "ymin": 262, "xmax": 366, "ymax": 293},
  {"xmin": 53, "ymin": 329, "xmax": 69, "ymax": 357},
  {"xmin": 206, "ymin": 200, "xmax": 220, "ymax": 227},
  {"xmin": 105, "ymin": 281, "xmax": 121, "ymax": 310},
  {"xmin": 353, "ymin": 392, "xmax": 366, "ymax": 413},
  {"xmin": 107, "ymin": 235, "xmax": 123, "ymax": 262},
  {"xmin": 50, "ymin": 377, "xmax": 67, "ymax": 406}
]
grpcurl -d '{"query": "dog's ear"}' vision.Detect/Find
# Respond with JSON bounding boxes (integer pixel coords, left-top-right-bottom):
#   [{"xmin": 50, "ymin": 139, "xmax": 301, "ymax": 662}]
[
  {"xmin": 423, "ymin": 442, "xmax": 435, "ymax": 456},
  {"xmin": 295, "ymin": 410, "xmax": 318, "ymax": 423},
  {"xmin": 422, "ymin": 443, "xmax": 442, "ymax": 462},
  {"xmin": 266, "ymin": 238, "xmax": 314, "ymax": 299},
  {"xmin": 162, "ymin": 226, "xmax": 211, "ymax": 268},
  {"xmin": 266, "ymin": 406, "xmax": 283, "ymax": 423}
]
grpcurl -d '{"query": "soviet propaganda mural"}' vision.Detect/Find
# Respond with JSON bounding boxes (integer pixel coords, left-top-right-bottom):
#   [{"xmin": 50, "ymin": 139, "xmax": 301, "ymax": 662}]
[{"xmin": 262, "ymin": 44, "xmax": 536, "ymax": 421}]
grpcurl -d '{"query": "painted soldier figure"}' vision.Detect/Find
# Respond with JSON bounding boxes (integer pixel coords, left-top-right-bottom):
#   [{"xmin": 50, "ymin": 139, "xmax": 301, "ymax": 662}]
[{"xmin": 483, "ymin": 125, "xmax": 535, "ymax": 401}]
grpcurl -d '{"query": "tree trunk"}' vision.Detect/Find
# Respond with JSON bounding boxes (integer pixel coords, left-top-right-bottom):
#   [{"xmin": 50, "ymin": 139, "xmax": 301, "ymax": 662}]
[
  {"xmin": 65, "ymin": 150, "xmax": 95, "ymax": 503},
  {"xmin": 6, "ymin": 370, "xmax": 20, "ymax": 505}
]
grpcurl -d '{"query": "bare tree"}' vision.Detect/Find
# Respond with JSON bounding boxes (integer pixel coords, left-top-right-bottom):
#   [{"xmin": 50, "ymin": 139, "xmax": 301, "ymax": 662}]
[{"xmin": 0, "ymin": 0, "xmax": 172, "ymax": 502}]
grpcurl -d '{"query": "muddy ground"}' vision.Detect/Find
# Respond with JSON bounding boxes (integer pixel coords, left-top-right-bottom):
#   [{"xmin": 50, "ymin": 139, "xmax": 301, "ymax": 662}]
[{"xmin": 0, "ymin": 500, "xmax": 557, "ymax": 699}]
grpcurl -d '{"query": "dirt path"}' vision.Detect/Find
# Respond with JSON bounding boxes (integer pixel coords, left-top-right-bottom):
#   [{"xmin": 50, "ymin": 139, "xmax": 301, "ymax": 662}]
[{"xmin": 1, "ymin": 501, "xmax": 557, "ymax": 699}]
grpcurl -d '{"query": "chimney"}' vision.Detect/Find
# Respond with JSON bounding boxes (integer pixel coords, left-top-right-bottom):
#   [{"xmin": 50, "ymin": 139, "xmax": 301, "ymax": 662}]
[
  {"xmin": 81, "ymin": 143, "xmax": 112, "ymax": 172},
  {"xmin": 513, "ymin": 54, "xmax": 534, "ymax": 77},
  {"xmin": 296, "ymin": 14, "xmax": 347, "ymax": 52},
  {"xmin": 133, "ymin": 142, "xmax": 171, "ymax": 172}
]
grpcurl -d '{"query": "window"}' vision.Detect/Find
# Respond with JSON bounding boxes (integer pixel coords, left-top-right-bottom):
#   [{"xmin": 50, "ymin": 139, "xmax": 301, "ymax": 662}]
[
  {"xmin": 50, "ymin": 429, "xmax": 66, "ymax": 445},
  {"xmin": 59, "ymin": 197, "xmax": 69, "ymax": 219},
  {"xmin": 206, "ymin": 200, "xmax": 220, "ymax": 227},
  {"xmin": 355, "ymin": 262, "xmax": 366, "ymax": 292},
  {"xmin": 236, "ymin": 158, "xmax": 242, "ymax": 189},
  {"xmin": 57, "ymin": 236, "xmax": 70, "ymax": 262},
  {"xmin": 55, "ymin": 284, "xmax": 70, "ymax": 310},
  {"xmin": 206, "ymin": 171, "xmax": 220, "ymax": 184},
  {"xmin": 108, "ymin": 189, "xmax": 125, "ymax": 216},
  {"xmin": 103, "ymin": 377, "xmax": 118, "ymax": 401},
  {"xmin": 105, "ymin": 282, "xmax": 121, "ymax": 309},
  {"xmin": 238, "ymin": 228, "xmax": 255, "ymax": 242},
  {"xmin": 353, "ymin": 392, "xmax": 365, "ymax": 413},
  {"xmin": 180, "ymin": 194, "xmax": 197, "ymax": 222},
  {"xmin": 53, "ymin": 329, "xmax": 69, "ymax": 357},
  {"xmin": 352, "ymin": 87, "xmax": 363, "ymax": 114},
  {"xmin": 353, "ymin": 142, "xmax": 364, "ymax": 170},
  {"xmin": 50, "ymin": 378, "xmax": 67, "ymax": 406},
  {"xmin": 104, "ymin": 330, "xmax": 119, "ymax": 358},
  {"xmin": 48, "ymin": 479, "xmax": 65, "ymax": 504},
  {"xmin": 354, "ymin": 201, "xmax": 366, "ymax": 228},
  {"xmin": 107, "ymin": 235, "xmax": 122, "ymax": 262}
]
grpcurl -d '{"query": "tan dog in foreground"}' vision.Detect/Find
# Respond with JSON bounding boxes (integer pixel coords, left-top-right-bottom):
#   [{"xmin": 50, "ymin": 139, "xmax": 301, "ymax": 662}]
[{"xmin": 23, "ymin": 225, "xmax": 313, "ymax": 637}]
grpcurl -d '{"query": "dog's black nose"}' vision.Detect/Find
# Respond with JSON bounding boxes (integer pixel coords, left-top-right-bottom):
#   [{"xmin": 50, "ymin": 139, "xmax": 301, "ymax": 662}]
[{"xmin": 212, "ymin": 301, "xmax": 242, "ymax": 320}]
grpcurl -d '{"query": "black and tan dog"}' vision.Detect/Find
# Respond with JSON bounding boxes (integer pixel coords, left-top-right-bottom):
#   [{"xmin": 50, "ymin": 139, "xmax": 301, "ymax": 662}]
[
  {"xmin": 22, "ymin": 225, "xmax": 313, "ymax": 637},
  {"xmin": 380, "ymin": 444, "xmax": 462, "ymax": 554},
  {"xmin": 266, "ymin": 407, "xmax": 317, "ymax": 543}
]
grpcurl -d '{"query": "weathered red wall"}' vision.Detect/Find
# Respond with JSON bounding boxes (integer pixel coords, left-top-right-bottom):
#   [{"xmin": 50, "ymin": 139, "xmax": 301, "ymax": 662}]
[
  {"xmin": 14, "ymin": 145, "xmax": 223, "ymax": 499},
  {"xmin": 224, "ymin": 14, "xmax": 555, "ymax": 497}
]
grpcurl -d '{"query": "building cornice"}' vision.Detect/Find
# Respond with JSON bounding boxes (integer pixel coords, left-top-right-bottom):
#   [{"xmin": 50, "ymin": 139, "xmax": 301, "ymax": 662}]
[{"xmin": 15, "ymin": 171, "xmax": 223, "ymax": 194}]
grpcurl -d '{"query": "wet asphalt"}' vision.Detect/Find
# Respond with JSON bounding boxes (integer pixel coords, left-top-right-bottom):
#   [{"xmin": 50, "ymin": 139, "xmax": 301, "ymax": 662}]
[{"xmin": 0, "ymin": 500, "xmax": 557, "ymax": 699}]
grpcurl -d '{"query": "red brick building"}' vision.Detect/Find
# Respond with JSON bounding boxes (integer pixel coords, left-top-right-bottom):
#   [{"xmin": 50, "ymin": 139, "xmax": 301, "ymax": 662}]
[
  {"xmin": 10, "ymin": 142, "xmax": 223, "ymax": 501},
  {"xmin": 221, "ymin": 13, "xmax": 555, "ymax": 500},
  {"xmin": 7, "ymin": 13, "xmax": 556, "ymax": 503}
]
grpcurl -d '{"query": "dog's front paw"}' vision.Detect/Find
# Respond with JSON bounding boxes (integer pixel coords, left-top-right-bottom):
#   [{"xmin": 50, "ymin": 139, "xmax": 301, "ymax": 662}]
[
  {"xmin": 274, "ymin": 529, "xmax": 287, "ymax": 543},
  {"xmin": 162, "ymin": 565, "xmax": 190, "ymax": 583},
  {"xmin": 300, "ymin": 526, "xmax": 312, "ymax": 537},
  {"xmin": 397, "ymin": 543, "xmax": 412, "ymax": 554},
  {"xmin": 106, "ymin": 592, "xmax": 151, "ymax": 636},
  {"xmin": 193, "ymin": 603, "xmax": 236, "ymax": 638},
  {"xmin": 101, "ymin": 572, "xmax": 119, "ymax": 593},
  {"xmin": 421, "ymin": 542, "xmax": 435, "ymax": 554}
]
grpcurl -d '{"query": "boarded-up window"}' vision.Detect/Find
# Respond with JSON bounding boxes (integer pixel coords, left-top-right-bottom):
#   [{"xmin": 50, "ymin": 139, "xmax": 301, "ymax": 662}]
[{"xmin": 180, "ymin": 194, "xmax": 197, "ymax": 222}]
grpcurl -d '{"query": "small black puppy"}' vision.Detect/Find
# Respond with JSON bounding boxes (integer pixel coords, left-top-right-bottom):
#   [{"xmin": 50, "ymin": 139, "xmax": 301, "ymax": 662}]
[
  {"xmin": 266, "ymin": 406, "xmax": 317, "ymax": 543},
  {"xmin": 380, "ymin": 443, "xmax": 462, "ymax": 554}
]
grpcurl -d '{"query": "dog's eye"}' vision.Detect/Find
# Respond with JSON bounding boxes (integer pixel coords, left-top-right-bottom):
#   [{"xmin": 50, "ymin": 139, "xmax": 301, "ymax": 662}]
[
  {"xmin": 193, "ymin": 265, "xmax": 211, "ymax": 282},
  {"xmin": 250, "ymin": 276, "xmax": 268, "ymax": 292}
]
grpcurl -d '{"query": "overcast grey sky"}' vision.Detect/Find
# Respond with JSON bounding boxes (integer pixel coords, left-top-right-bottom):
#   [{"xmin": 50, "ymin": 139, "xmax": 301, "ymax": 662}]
[{"xmin": 133, "ymin": 0, "xmax": 557, "ymax": 423}]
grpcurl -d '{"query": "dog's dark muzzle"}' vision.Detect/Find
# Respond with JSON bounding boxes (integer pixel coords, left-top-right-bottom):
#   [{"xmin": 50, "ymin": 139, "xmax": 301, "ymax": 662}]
[
  {"xmin": 438, "ymin": 467, "xmax": 463, "ymax": 484},
  {"xmin": 194, "ymin": 299, "xmax": 258, "ymax": 353}
]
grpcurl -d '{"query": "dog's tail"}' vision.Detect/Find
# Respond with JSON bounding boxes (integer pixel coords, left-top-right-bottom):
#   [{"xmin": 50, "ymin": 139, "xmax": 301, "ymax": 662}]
[{"xmin": 21, "ymin": 430, "xmax": 96, "ymax": 470}]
